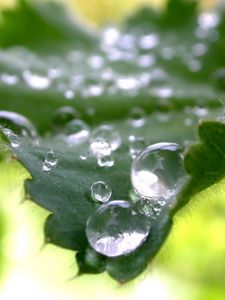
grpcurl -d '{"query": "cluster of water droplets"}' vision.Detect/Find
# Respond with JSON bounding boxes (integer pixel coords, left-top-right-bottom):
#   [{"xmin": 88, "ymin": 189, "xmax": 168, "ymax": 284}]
[
  {"xmin": 86, "ymin": 139, "xmax": 186, "ymax": 257},
  {"xmin": 1, "ymin": 11, "xmax": 221, "ymax": 258},
  {"xmin": 0, "ymin": 11, "xmax": 222, "ymax": 105}
]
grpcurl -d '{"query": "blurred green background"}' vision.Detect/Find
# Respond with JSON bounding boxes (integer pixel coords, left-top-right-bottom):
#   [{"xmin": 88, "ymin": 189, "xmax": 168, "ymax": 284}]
[{"xmin": 0, "ymin": 0, "xmax": 225, "ymax": 300}]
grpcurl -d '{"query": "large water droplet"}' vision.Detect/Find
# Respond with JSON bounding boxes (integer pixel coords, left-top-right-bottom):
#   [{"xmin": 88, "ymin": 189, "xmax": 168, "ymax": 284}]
[
  {"xmin": 90, "ymin": 125, "xmax": 121, "ymax": 152},
  {"xmin": 91, "ymin": 181, "xmax": 112, "ymax": 203},
  {"xmin": 86, "ymin": 200, "xmax": 150, "ymax": 257},
  {"xmin": 131, "ymin": 142, "xmax": 185, "ymax": 201},
  {"xmin": 0, "ymin": 110, "xmax": 38, "ymax": 144},
  {"xmin": 42, "ymin": 150, "xmax": 58, "ymax": 172}
]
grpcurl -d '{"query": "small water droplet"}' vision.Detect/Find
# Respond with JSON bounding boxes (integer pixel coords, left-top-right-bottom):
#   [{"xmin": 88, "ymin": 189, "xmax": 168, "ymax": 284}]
[
  {"xmin": 0, "ymin": 110, "xmax": 38, "ymax": 144},
  {"xmin": 42, "ymin": 150, "xmax": 58, "ymax": 172},
  {"xmin": 62, "ymin": 119, "xmax": 90, "ymax": 146},
  {"xmin": 192, "ymin": 43, "xmax": 207, "ymax": 57},
  {"xmin": 64, "ymin": 90, "xmax": 74, "ymax": 100},
  {"xmin": 88, "ymin": 55, "xmax": 104, "ymax": 69},
  {"xmin": 131, "ymin": 142, "xmax": 185, "ymax": 201},
  {"xmin": 198, "ymin": 12, "xmax": 219, "ymax": 30},
  {"xmin": 80, "ymin": 153, "xmax": 88, "ymax": 160},
  {"xmin": 128, "ymin": 107, "xmax": 146, "ymax": 128},
  {"xmin": 52, "ymin": 106, "xmax": 80, "ymax": 128},
  {"xmin": 139, "ymin": 33, "xmax": 159, "ymax": 50},
  {"xmin": 91, "ymin": 125, "xmax": 121, "ymax": 152},
  {"xmin": 6, "ymin": 131, "xmax": 21, "ymax": 148},
  {"xmin": 91, "ymin": 181, "xmax": 112, "ymax": 203},
  {"xmin": 151, "ymin": 86, "xmax": 173, "ymax": 98},
  {"xmin": 90, "ymin": 138, "xmax": 111, "ymax": 159},
  {"xmin": 23, "ymin": 70, "xmax": 51, "ymax": 90},
  {"xmin": 97, "ymin": 154, "xmax": 114, "ymax": 168},
  {"xmin": 128, "ymin": 135, "xmax": 146, "ymax": 159},
  {"xmin": 184, "ymin": 118, "xmax": 193, "ymax": 126},
  {"xmin": 137, "ymin": 55, "xmax": 155, "ymax": 68},
  {"xmin": 116, "ymin": 77, "xmax": 139, "ymax": 91},
  {"xmin": 0, "ymin": 73, "xmax": 18, "ymax": 85},
  {"xmin": 86, "ymin": 200, "xmax": 150, "ymax": 257}
]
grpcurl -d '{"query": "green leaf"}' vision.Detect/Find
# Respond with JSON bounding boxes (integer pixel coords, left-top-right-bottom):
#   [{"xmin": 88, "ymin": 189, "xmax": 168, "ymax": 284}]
[
  {"xmin": 0, "ymin": 0, "xmax": 225, "ymax": 283},
  {"xmin": 174, "ymin": 121, "xmax": 225, "ymax": 214}
]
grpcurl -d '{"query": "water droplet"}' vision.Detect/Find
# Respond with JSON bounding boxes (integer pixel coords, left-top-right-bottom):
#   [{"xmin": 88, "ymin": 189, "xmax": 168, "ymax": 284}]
[
  {"xmin": 90, "ymin": 125, "xmax": 121, "ymax": 152},
  {"xmin": 128, "ymin": 107, "xmax": 146, "ymax": 128},
  {"xmin": 184, "ymin": 118, "xmax": 193, "ymax": 126},
  {"xmin": 0, "ymin": 110, "xmax": 38, "ymax": 144},
  {"xmin": 3, "ymin": 129, "xmax": 21, "ymax": 148},
  {"xmin": 198, "ymin": 12, "xmax": 219, "ymax": 30},
  {"xmin": 52, "ymin": 106, "xmax": 80, "ymax": 128},
  {"xmin": 42, "ymin": 150, "xmax": 58, "ymax": 172},
  {"xmin": 88, "ymin": 55, "xmax": 104, "ymax": 69},
  {"xmin": 161, "ymin": 47, "xmax": 175, "ymax": 60},
  {"xmin": 128, "ymin": 135, "xmax": 146, "ymax": 159},
  {"xmin": 193, "ymin": 107, "xmax": 209, "ymax": 118},
  {"xmin": 80, "ymin": 153, "xmax": 88, "ymax": 160},
  {"xmin": 192, "ymin": 43, "xmax": 207, "ymax": 57},
  {"xmin": 137, "ymin": 55, "xmax": 155, "ymax": 68},
  {"xmin": 97, "ymin": 154, "xmax": 114, "ymax": 168},
  {"xmin": 188, "ymin": 60, "xmax": 202, "ymax": 73},
  {"xmin": 151, "ymin": 86, "xmax": 173, "ymax": 98},
  {"xmin": 91, "ymin": 181, "xmax": 112, "ymax": 203},
  {"xmin": 23, "ymin": 70, "xmax": 51, "ymax": 90},
  {"xmin": 62, "ymin": 119, "xmax": 90, "ymax": 146},
  {"xmin": 86, "ymin": 200, "xmax": 150, "ymax": 257},
  {"xmin": 139, "ymin": 33, "xmax": 159, "ymax": 50},
  {"xmin": 90, "ymin": 138, "xmax": 111, "ymax": 159},
  {"xmin": 116, "ymin": 77, "xmax": 139, "ymax": 91},
  {"xmin": 131, "ymin": 142, "xmax": 185, "ymax": 201},
  {"xmin": 64, "ymin": 90, "xmax": 74, "ymax": 100},
  {"xmin": 0, "ymin": 73, "xmax": 18, "ymax": 85}
]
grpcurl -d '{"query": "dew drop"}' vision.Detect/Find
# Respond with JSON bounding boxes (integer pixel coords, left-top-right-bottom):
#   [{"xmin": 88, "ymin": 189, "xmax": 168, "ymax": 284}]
[
  {"xmin": 0, "ymin": 73, "xmax": 19, "ymax": 85},
  {"xmin": 86, "ymin": 200, "xmax": 150, "ymax": 257},
  {"xmin": 128, "ymin": 107, "xmax": 146, "ymax": 128},
  {"xmin": 137, "ymin": 54, "xmax": 155, "ymax": 68},
  {"xmin": 90, "ymin": 125, "xmax": 121, "ymax": 152},
  {"xmin": 4, "ymin": 129, "xmax": 21, "ymax": 148},
  {"xmin": 90, "ymin": 138, "xmax": 111, "ymax": 159},
  {"xmin": 131, "ymin": 142, "xmax": 185, "ymax": 201},
  {"xmin": 64, "ymin": 90, "xmax": 75, "ymax": 100},
  {"xmin": 97, "ymin": 154, "xmax": 114, "ymax": 168},
  {"xmin": 91, "ymin": 181, "xmax": 112, "ymax": 203},
  {"xmin": 128, "ymin": 135, "xmax": 146, "ymax": 159},
  {"xmin": 0, "ymin": 110, "xmax": 38, "ymax": 144},
  {"xmin": 42, "ymin": 150, "xmax": 58, "ymax": 172},
  {"xmin": 52, "ymin": 106, "xmax": 80, "ymax": 128},
  {"xmin": 139, "ymin": 33, "xmax": 159, "ymax": 50},
  {"xmin": 23, "ymin": 70, "xmax": 51, "ymax": 90},
  {"xmin": 62, "ymin": 119, "xmax": 90, "ymax": 146}
]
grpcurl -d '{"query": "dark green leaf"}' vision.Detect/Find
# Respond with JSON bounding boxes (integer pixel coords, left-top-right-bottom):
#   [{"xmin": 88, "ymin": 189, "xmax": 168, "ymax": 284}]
[{"xmin": 0, "ymin": 0, "xmax": 225, "ymax": 283}]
